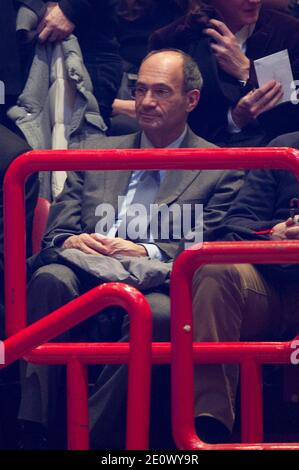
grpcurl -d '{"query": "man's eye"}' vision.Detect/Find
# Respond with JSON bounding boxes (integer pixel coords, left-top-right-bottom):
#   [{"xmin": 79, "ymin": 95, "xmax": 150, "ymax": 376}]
[
  {"xmin": 135, "ymin": 86, "xmax": 147, "ymax": 95},
  {"xmin": 155, "ymin": 89, "xmax": 170, "ymax": 98}
]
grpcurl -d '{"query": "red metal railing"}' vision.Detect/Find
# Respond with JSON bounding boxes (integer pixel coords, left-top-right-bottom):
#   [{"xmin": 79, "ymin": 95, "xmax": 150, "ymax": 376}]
[
  {"xmin": 2, "ymin": 147, "xmax": 299, "ymax": 449},
  {"xmin": 171, "ymin": 242, "xmax": 299, "ymax": 450},
  {"xmin": 2, "ymin": 283, "xmax": 152, "ymax": 449}
]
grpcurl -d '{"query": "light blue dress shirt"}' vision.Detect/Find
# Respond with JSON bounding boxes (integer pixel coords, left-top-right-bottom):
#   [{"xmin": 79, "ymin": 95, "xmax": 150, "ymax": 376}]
[
  {"xmin": 53, "ymin": 127, "xmax": 188, "ymax": 259},
  {"xmin": 107, "ymin": 127, "xmax": 188, "ymax": 260}
]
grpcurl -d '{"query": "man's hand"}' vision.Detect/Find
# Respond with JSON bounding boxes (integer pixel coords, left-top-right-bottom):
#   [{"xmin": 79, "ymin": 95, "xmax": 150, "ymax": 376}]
[
  {"xmin": 203, "ymin": 19, "xmax": 250, "ymax": 81},
  {"xmin": 63, "ymin": 233, "xmax": 107, "ymax": 255},
  {"xmin": 271, "ymin": 218, "xmax": 299, "ymax": 240},
  {"xmin": 231, "ymin": 80, "xmax": 283, "ymax": 129},
  {"xmin": 63, "ymin": 233, "xmax": 147, "ymax": 257},
  {"xmin": 38, "ymin": 3, "xmax": 75, "ymax": 43}
]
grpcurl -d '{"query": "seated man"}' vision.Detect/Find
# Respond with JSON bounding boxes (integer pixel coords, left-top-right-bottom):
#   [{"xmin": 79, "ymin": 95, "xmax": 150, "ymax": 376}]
[
  {"xmin": 192, "ymin": 130, "xmax": 299, "ymax": 442},
  {"xmin": 18, "ymin": 49, "xmax": 243, "ymax": 449}
]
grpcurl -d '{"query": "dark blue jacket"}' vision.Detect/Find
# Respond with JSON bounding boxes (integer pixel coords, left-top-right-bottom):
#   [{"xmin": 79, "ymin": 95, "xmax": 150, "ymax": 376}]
[{"xmin": 205, "ymin": 132, "xmax": 299, "ymax": 280}]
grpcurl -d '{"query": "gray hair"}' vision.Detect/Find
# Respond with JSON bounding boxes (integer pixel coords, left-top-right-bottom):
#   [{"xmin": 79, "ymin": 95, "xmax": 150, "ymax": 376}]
[{"xmin": 141, "ymin": 49, "xmax": 203, "ymax": 92}]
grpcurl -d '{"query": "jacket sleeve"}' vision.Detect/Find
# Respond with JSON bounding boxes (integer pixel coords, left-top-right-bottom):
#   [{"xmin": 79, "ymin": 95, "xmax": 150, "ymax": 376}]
[
  {"xmin": 0, "ymin": 125, "xmax": 38, "ymax": 268},
  {"xmin": 222, "ymin": 170, "xmax": 285, "ymax": 234},
  {"xmin": 58, "ymin": 0, "xmax": 93, "ymax": 24},
  {"xmin": 202, "ymin": 170, "xmax": 245, "ymax": 233},
  {"xmin": 42, "ymin": 171, "xmax": 85, "ymax": 249},
  {"xmin": 157, "ymin": 169, "xmax": 245, "ymax": 260}
]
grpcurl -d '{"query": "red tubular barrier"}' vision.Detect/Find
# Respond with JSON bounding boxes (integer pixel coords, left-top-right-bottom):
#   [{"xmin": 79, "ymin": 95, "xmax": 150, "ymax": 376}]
[
  {"xmin": 3, "ymin": 146, "xmax": 299, "ymax": 450},
  {"xmin": 4, "ymin": 146, "xmax": 299, "ymax": 336},
  {"xmin": 67, "ymin": 360, "xmax": 89, "ymax": 450},
  {"xmin": 171, "ymin": 242, "xmax": 299, "ymax": 450},
  {"xmin": 2, "ymin": 282, "xmax": 152, "ymax": 450}
]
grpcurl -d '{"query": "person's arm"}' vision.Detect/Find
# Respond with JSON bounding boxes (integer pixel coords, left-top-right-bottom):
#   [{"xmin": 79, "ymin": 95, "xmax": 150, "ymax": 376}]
[
  {"xmin": 42, "ymin": 171, "xmax": 85, "ymax": 248},
  {"xmin": 58, "ymin": 0, "xmax": 93, "ymax": 24},
  {"xmin": 230, "ymin": 80, "xmax": 283, "ymax": 129},
  {"xmin": 37, "ymin": 0, "xmax": 96, "ymax": 42},
  {"xmin": 0, "ymin": 125, "xmax": 39, "ymax": 261},
  {"xmin": 63, "ymin": 232, "xmax": 148, "ymax": 257},
  {"xmin": 37, "ymin": 1, "xmax": 75, "ymax": 42},
  {"xmin": 158, "ymin": 169, "xmax": 245, "ymax": 258},
  {"xmin": 112, "ymin": 99, "xmax": 136, "ymax": 118},
  {"xmin": 203, "ymin": 19, "xmax": 250, "ymax": 81},
  {"xmin": 270, "ymin": 217, "xmax": 299, "ymax": 239},
  {"xmin": 138, "ymin": 243, "xmax": 165, "ymax": 260},
  {"xmin": 202, "ymin": 170, "xmax": 245, "ymax": 232},
  {"xmin": 223, "ymin": 170, "xmax": 286, "ymax": 234}
]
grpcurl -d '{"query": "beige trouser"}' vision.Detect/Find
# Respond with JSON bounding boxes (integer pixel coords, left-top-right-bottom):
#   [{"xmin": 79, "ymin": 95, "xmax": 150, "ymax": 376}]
[{"xmin": 192, "ymin": 263, "xmax": 299, "ymax": 432}]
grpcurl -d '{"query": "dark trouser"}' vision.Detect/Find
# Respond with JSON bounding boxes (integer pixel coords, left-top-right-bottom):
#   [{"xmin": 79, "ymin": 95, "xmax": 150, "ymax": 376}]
[
  {"xmin": 192, "ymin": 264, "xmax": 299, "ymax": 432},
  {"xmin": 89, "ymin": 291, "xmax": 171, "ymax": 449},
  {"xmin": 19, "ymin": 263, "xmax": 170, "ymax": 448}
]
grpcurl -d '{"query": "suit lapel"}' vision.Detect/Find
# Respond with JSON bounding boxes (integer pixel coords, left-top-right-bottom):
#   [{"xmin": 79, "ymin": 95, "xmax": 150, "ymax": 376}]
[
  {"xmin": 103, "ymin": 133, "xmax": 141, "ymax": 214},
  {"xmin": 155, "ymin": 128, "xmax": 200, "ymax": 206},
  {"xmin": 104, "ymin": 171, "xmax": 131, "ymax": 214},
  {"xmin": 246, "ymin": 8, "xmax": 273, "ymax": 60},
  {"xmin": 102, "ymin": 129, "xmax": 202, "ymax": 208}
]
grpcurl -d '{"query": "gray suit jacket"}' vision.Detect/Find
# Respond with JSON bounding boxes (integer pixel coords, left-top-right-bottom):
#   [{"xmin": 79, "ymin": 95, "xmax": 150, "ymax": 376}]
[
  {"xmin": 42, "ymin": 128, "xmax": 244, "ymax": 259},
  {"xmin": 268, "ymin": 131, "xmax": 299, "ymax": 149}
]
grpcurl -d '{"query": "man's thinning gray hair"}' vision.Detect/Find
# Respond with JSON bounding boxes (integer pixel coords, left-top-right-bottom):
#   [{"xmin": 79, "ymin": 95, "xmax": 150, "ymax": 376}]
[{"xmin": 141, "ymin": 49, "xmax": 203, "ymax": 92}]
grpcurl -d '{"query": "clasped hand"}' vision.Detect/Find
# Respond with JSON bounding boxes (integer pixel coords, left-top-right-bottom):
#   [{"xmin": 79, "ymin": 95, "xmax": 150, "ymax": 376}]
[{"xmin": 63, "ymin": 233, "xmax": 147, "ymax": 257}]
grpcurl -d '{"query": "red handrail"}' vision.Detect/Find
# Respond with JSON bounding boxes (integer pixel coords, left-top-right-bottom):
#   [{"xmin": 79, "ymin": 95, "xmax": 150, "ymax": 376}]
[
  {"xmin": 2, "ymin": 282, "xmax": 152, "ymax": 449},
  {"xmin": 4, "ymin": 147, "xmax": 299, "ymax": 335},
  {"xmin": 3, "ymin": 146, "xmax": 299, "ymax": 450},
  {"xmin": 171, "ymin": 241, "xmax": 299, "ymax": 450}
]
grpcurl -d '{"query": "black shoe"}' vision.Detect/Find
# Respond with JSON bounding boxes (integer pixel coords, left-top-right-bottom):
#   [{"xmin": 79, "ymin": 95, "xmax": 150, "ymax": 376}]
[
  {"xmin": 17, "ymin": 420, "xmax": 48, "ymax": 450},
  {"xmin": 195, "ymin": 416, "xmax": 231, "ymax": 444}
]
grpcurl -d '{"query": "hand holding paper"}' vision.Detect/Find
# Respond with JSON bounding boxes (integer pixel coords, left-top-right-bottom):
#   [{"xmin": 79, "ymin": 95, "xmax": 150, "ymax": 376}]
[
  {"xmin": 254, "ymin": 49, "xmax": 294, "ymax": 104},
  {"xmin": 231, "ymin": 80, "xmax": 283, "ymax": 129}
]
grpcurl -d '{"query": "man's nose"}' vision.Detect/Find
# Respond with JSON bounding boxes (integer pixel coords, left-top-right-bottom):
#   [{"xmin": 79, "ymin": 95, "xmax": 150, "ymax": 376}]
[{"xmin": 141, "ymin": 89, "xmax": 157, "ymax": 106}]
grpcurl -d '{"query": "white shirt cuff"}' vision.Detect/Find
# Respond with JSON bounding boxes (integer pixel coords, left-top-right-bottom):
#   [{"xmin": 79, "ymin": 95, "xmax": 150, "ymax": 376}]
[
  {"xmin": 227, "ymin": 107, "xmax": 242, "ymax": 133},
  {"xmin": 139, "ymin": 243, "xmax": 165, "ymax": 261}
]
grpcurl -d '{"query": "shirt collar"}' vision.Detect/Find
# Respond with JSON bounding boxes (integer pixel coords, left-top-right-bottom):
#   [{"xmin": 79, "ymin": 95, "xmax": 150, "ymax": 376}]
[
  {"xmin": 140, "ymin": 126, "xmax": 188, "ymax": 149},
  {"xmin": 235, "ymin": 23, "xmax": 256, "ymax": 51}
]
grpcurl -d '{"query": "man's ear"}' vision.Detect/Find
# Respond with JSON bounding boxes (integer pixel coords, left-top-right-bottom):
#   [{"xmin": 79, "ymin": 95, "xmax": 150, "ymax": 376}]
[{"xmin": 186, "ymin": 89, "xmax": 201, "ymax": 112}]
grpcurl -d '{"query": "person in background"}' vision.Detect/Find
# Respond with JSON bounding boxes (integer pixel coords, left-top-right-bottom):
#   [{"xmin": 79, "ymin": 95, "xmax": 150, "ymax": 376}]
[
  {"xmin": 0, "ymin": 0, "xmax": 25, "ymax": 130},
  {"xmin": 190, "ymin": 129, "xmax": 299, "ymax": 442},
  {"xmin": 264, "ymin": 0, "xmax": 299, "ymax": 17},
  {"xmin": 111, "ymin": 0, "xmax": 186, "ymax": 134},
  {"xmin": 0, "ymin": 1, "xmax": 39, "ymax": 449},
  {"xmin": 150, "ymin": 0, "xmax": 299, "ymax": 146},
  {"xmin": 36, "ymin": 0, "xmax": 122, "ymax": 129},
  {"xmin": 0, "ymin": 0, "xmax": 39, "ymax": 338}
]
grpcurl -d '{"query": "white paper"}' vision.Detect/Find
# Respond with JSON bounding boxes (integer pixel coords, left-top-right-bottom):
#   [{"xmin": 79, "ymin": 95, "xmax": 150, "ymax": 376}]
[{"xmin": 254, "ymin": 49, "xmax": 294, "ymax": 104}]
